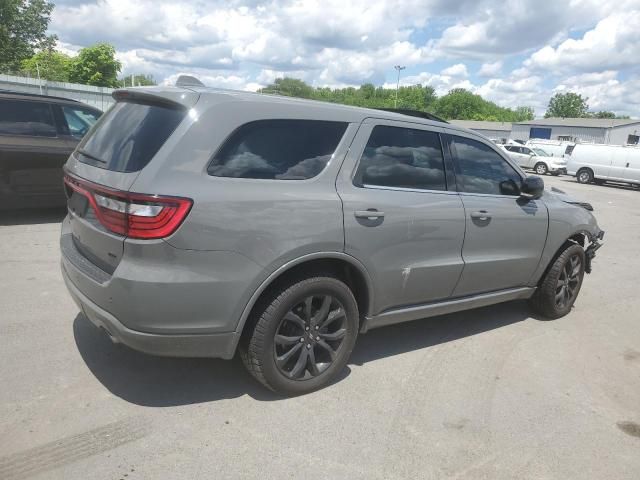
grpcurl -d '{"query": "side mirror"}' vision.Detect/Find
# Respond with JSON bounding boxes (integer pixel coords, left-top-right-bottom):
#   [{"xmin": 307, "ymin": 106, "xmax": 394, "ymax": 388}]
[{"xmin": 520, "ymin": 176, "xmax": 544, "ymax": 200}]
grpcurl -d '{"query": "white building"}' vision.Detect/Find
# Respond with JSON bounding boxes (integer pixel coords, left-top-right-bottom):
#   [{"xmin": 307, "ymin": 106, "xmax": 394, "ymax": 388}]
[
  {"xmin": 511, "ymin": 118, "xmax": 640, "ymax": 145},
  {"xmin": 449, "ymin": 120, "xmax": 512, "ymax": 141}
]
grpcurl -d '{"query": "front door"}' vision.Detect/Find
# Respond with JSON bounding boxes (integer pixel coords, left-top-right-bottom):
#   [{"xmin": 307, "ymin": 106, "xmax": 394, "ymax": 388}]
[
  {"xmin": 337, "ymin": 120, "xmax": 466, "ymax": 315},
  {"xmin": 445, "ymin": 133, "xmax": 548, "ymax": 297}
]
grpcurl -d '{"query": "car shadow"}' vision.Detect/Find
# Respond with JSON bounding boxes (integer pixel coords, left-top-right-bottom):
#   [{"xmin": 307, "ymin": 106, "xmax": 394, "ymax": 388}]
[
  {"xmin": 0, "ymin": 207, "xmax": 67, "ymax": 226},
  {"xmin": 73, "ymin": 301, "xmax": 532, "ymax": 406},
  {"xmin": 556, "ymin": 177, "xmax": 639, "ymax": 192}
]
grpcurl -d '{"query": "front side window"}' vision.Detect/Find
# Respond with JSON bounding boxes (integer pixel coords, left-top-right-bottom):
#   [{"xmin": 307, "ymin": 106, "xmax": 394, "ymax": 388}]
[
  {"xmin": 208, "ymin": 120, "xmax": 348, "ymax": 180},
  {"xmin": 354, "ymin": 125, "xmax": 446, "ymax": 191},
  {"xmin": 451, "ymin": 135, "xmax": 522, "ymax": 196},
  {"xmin": 0, "ymin": 100, "xmax": 57, "ymax": 137},
  {"xmin": 62, "ymin": 106, "xmax": 101, "ymax": 138}
]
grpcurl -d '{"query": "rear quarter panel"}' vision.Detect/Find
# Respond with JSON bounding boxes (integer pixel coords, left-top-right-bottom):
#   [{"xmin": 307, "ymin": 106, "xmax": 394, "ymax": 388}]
[{"xmin": 130, "ymin": 98, "xmax": 361, "ymax": 272}]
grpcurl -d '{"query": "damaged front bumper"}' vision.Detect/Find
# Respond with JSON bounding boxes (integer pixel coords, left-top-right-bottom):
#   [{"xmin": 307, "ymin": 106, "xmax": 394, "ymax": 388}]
[{"xmin": 585, "ymin": 229, "xmax": 605, "ymax": 273}]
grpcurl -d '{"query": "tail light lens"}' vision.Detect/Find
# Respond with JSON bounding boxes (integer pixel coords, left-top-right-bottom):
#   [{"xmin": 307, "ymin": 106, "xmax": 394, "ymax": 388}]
[{"xmin": 64, "ymin": 173, "xmax": 192, "ymax": 239}]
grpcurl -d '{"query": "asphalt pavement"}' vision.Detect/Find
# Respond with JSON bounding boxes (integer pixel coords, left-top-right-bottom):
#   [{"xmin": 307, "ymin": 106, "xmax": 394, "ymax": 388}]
[{"xmin": 0, "ymin": 175, "xmax": 639, "ymax": 479}]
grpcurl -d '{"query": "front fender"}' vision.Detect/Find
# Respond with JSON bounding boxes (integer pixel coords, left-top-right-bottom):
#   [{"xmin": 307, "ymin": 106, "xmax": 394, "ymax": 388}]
[{"xmin": 529, "ymin": 191, "xmax": 603, "ymax": 284}]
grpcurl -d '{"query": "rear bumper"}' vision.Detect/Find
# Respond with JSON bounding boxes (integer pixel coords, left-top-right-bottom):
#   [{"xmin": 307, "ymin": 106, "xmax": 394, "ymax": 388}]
[{"xmin": 62, "ymin": 262, "xmax": 238, "ymax": 358}]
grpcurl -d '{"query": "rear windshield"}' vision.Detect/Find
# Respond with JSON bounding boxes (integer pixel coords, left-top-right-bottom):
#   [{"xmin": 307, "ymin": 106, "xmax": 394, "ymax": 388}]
[{"xmin": 76, "ymin": 101, "xmax": 186, "ymax": 172}]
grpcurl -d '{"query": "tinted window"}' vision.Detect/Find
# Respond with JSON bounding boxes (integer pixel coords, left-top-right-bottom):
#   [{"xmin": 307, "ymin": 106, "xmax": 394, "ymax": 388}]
[
  {"xmin": 355, "ymin": 125, "xmax": 446, "ymax": 191},
  {"xmin": 209, "ymin": 120, "xmax": 347, "ymax": 180},
  {"xmin": 0, "ymin": 100, "xmax": 56, "ymax": 137},
  {"xmin": 452, "ymin": 136, "xmax": 522, "ymax": 196},
  {"xmin": 77, "ymin": 101, "xmax": 186, "ymax": 172},
  {"xmin": 62, "ymin": 106, "xmax": 101, "ymax": 138}
]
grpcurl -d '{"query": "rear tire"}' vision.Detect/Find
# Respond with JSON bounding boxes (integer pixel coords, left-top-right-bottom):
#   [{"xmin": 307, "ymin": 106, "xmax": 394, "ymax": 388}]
[
  {"xmin": 576, "ymin": 168, "xmax": 593, "ymax": 184},
  {"xmin": 530, "ymin": 244, "xmax": 585, "ymax": 319},
  {"xmin": 240, "ymin": 276, "xmax": 359, "ymax": 396},
  {"xmin": 534, "ymin": 162, "xmax": 548, "ymax": 175}
]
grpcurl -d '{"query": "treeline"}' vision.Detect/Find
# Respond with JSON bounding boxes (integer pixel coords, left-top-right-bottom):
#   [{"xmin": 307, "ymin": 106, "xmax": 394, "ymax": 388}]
[{"xmin": 259, "ymin": 78, "xmax": 535, "ymax": 122}]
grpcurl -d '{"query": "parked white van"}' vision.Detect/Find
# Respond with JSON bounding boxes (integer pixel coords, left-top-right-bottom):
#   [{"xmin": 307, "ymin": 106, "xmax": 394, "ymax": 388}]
[
  {"xmin": 567, "ymin": 144, "xmax": 640, "ymax": 187},
  {"xmin": 526, "ymin": 139, "xmax": 576, "ymax": 158}
]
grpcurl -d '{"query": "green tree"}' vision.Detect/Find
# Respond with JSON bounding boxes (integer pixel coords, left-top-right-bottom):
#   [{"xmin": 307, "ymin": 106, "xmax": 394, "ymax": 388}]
[
  {"xmin": 259, "ymin": 78, "xmax": 314, "ymax": 98},
  {"xmin": 514, "ymin": 106, "xmax": 535, "ymax": 121},
  {"xmin": 21, "ymin": 49, "xmax": 72, "ymax": 82},
  {"xmin": 68, "ymin": 43, "xmax": 122, "ymax": 87},
  {"xmin": 545, "ymin": 92, "xmax": 589, "ymax": 118},
  {"xmin": 433, "ymin": 88, "xmax": 487, "ymax": 120},
  {"xmin": 0, "ymin": 0, "xmax": 56, "ymax": 72},
  {"xmin": 119, "ymin": 74, "xmax": 157, "ymax": 87}
]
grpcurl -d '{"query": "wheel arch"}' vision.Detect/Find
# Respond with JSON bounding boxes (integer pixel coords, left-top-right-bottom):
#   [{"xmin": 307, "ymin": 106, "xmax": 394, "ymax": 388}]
[
  {"xmin": 534, "ymin": 230, "xmax": 588, "ymax": 287},
  {"xmin": 231, "ymin": 252, "xmax": 374, "ymax": 353}
]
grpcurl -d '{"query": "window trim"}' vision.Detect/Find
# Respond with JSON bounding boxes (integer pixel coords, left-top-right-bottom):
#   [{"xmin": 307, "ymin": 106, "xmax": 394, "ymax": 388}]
[
  {"xmin": 0, "ymin": 99, "xmax": 59, "ymax": 139},
  {"xmin": 445, "ymin": 131, "xmax": 525, "ymax": 199},
  {"xmin": 350, "ymin": 122, "xmax": 452, "ymax": 194},
  {"xmin": 206, "ymin": 118, "xmax": 350, "ymax": 182}
]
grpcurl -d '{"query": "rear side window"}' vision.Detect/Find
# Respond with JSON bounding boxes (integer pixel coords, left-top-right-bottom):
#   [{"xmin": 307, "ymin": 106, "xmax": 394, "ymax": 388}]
[
  {"xmin": 76, "ymin": 101, "xmax": 186, "ymax": 172},
  {"xmin": 354, "ymin": 125, "xmax": 446, "ymax": 191},
  {"xmin": 451, "ymin": 135, "xmax": 522, "ymax": 196},
  {"xmin": 0, "ymin": 100, "xmax": 57, "ymax": 137},
  {"xmin": 62, "ymin": 106, "xmax": 101, "ymax": 139},
  {"xmin": 208, "ymin": 120, "xmax": 348, "ymax": 180}
]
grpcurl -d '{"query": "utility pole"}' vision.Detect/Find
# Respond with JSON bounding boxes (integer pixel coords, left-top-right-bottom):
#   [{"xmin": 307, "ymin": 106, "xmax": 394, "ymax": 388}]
[
  {"xmin": 394, "ymin": 65, "xmax": 405, "ymax": 108},
  {"xmin": 35, "ymin": 62, "xmax": 43, "ymax": 95}
]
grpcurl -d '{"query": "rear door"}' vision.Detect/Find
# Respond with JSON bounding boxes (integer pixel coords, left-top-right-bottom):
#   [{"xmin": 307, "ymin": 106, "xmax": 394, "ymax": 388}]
[
  {"xmin": 337, "ymin": 119, "xmax": 465, "ymax": 315},
  {"xmin": 445, "ymin": 132, "xmax": 548, "ymax": 296},
  {"xmin": 0, "ymin": 98, "xmax": 72, "ymax": 205},
  {"xmin": 64, "ymin": 97, "xmax": 190, "ymax": 272}
]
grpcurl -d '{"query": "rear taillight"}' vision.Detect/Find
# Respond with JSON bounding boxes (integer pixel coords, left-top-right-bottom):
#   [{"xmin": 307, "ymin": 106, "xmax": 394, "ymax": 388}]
[{"xmin": 64, "ymin": 173, "xmax": 192, "ymax": 239}]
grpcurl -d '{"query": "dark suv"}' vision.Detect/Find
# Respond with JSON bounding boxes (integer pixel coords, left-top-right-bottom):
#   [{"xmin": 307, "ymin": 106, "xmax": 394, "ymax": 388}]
[{"xmin": 0, "ymin": 91, "xmax": 102, "ymax": 209}]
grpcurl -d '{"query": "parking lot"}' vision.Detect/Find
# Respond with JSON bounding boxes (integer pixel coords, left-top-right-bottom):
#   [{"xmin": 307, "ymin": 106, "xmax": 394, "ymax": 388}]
[{"xmin": 0, "ymin": 175, "xmax": 638, "ymax": 480}]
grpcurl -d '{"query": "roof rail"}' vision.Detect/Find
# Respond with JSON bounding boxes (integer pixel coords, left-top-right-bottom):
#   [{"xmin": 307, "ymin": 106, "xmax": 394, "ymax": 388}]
[
  {"xmin": 0, "ymin": 89, "xmax": 81, "ymax": 103},
  {"xmin": 375, "ymin": 108, "xmax": 448, "ymax": 123}
]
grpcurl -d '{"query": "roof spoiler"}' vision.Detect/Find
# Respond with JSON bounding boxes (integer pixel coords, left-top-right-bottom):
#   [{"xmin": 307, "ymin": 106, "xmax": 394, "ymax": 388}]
[{"xmin": 175, "ymin": 75, "xmax": 205, "ymax": 87}]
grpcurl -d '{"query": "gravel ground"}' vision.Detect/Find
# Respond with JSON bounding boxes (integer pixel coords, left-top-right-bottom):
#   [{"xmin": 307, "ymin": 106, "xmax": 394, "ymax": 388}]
[{"xmin": 0, "ymin": 175, "xmax": 639, "ymax": 480}]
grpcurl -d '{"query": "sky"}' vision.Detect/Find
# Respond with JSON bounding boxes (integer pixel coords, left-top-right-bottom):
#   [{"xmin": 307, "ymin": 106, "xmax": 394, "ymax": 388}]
[{"xmin": 49, "ymin": 0, "xmax": 640, "ymax": 117}]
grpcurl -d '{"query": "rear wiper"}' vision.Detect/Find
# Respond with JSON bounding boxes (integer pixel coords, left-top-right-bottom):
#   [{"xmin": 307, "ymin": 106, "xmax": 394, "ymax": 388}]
[{"xmin": 77, "ymin": 149, "xmax": 106, "ymax": 164}]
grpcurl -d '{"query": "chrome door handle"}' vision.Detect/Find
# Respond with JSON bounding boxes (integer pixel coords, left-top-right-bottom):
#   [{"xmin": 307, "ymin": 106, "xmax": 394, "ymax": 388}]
[
  {"xmin": 470, "ymin": 210, "xmax": 491, "ymax": 220},
  {"xmin": 355, "ymin": 210, "xmax": 385, "ymax": 220}
]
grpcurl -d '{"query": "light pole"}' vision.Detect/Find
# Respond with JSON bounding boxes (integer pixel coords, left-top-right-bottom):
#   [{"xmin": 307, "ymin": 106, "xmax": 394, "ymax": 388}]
[{"xmin": 394, "ymin": 65, "xmax": 405, "ymax": 108}]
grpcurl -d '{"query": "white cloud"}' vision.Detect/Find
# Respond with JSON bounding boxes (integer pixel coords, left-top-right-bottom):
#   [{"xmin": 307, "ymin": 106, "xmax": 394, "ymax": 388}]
[
  {"xmin": 525, "ymin": 11, "xmax": 640, "ymax": 73},
  {"xmin": 478, "ymin": 61, "xmax": 502, "ymax": 77},
  {"xmin": 46, "ymin": 0, "xmax": 640, "ymax": 116},
  {"xmin": 441, "ymin": 63, "xmax": 468, "ymax": 77}
]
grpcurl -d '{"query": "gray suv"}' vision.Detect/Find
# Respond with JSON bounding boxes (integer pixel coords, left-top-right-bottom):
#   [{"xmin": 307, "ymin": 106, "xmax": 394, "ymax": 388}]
[{"xmin": 60, "ymin": 86, "xmax": 604, "ymax": 395}]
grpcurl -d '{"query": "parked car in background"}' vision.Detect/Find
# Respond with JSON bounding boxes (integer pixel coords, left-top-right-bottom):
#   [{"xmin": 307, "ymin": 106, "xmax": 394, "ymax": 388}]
[
  {"xmin": 526, "ymin": 139, "xmax": 576, "ymax": 158},
  {"xmin": 500, "ymin": 143, "xmax": 567, "ymax": 175},
  {"xmin": 568, "ymin": 143, "xmax": 640, "ymax": 187},
  {"xmin": 0, "ymin": 91, "xmax": 102, "ymax": 209}
]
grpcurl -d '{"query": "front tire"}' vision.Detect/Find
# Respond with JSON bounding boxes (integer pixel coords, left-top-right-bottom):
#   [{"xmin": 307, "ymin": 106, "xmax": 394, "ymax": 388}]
[
  {"xmin": 530, "ymin": 243, "xmax": 585, "ymax": 319},
  {"xmin": 240, "ymin": 276, "xmax": 359, "ymax": 395},
  {"xmin": 577, "ymin": 168, "xmax": 593, "ymax": 184},
  {"xmin": 534, "ymin": 162, "xmax": 548, "ymax": 175}
]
